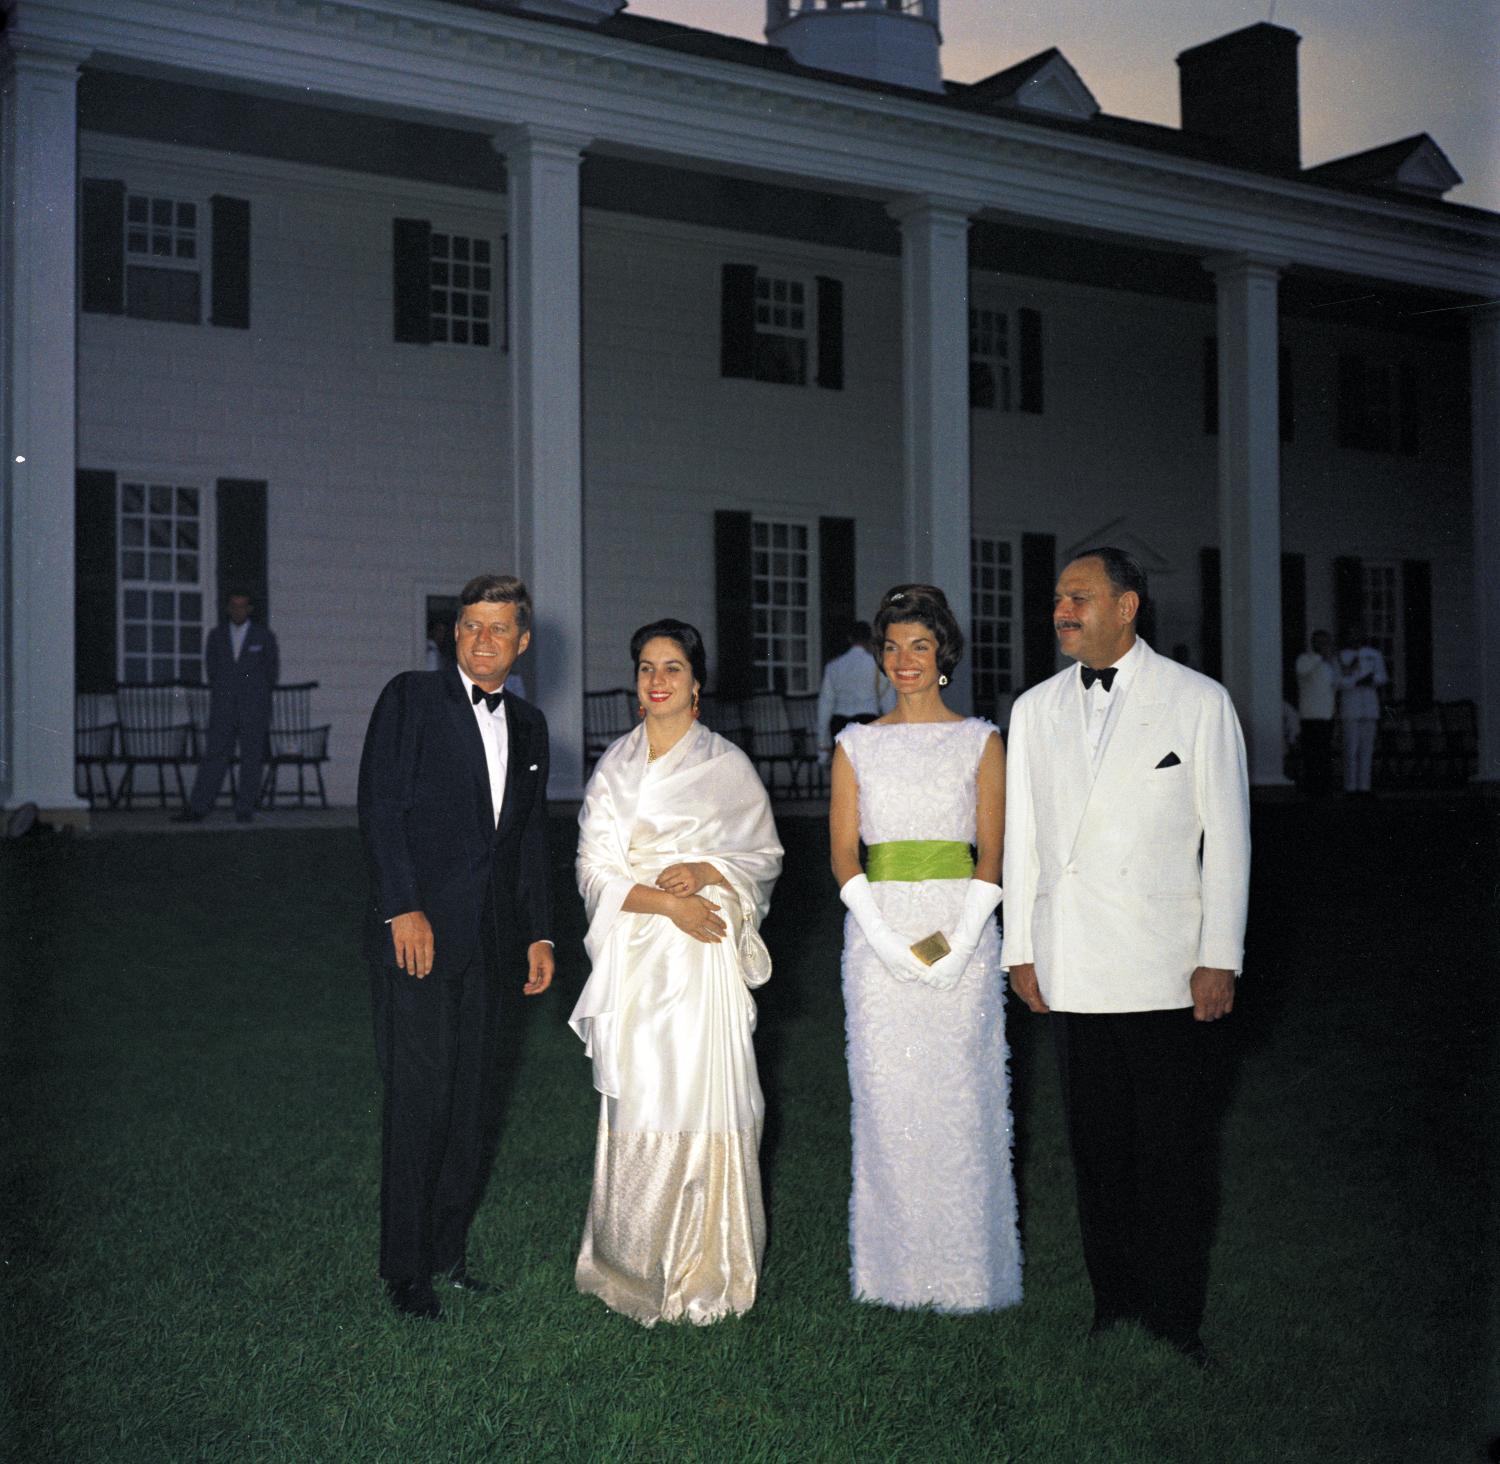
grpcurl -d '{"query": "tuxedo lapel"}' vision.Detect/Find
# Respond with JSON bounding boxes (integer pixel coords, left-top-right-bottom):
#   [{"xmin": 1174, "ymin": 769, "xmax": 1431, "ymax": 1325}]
[
  {"xmin": 442, "ymin": 665, "xmax": 493, "ymax": 838},
  {"xmin": 1048, "ymin": 671, "xmax": 1094, "ymax": 855},
  {"xmin": 495, "ymin": 693, "xmax": 529, "ymax": 844},
  {"xmin": 1069, "ymin": 643, "xmax": 1166, "ymax": 856}
]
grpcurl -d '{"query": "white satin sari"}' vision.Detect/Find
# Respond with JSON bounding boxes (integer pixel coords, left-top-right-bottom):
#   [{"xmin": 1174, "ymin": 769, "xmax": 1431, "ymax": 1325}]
[{"xmin": 569, "ymin": 721, "xmax": 783, "ymax": 1326}]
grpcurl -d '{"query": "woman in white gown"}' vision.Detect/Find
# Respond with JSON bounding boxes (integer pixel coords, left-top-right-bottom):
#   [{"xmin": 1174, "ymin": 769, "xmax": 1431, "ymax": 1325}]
[
  {"xmin": 830, "ymin": 584, "xmax": 1022, "ymax": 1312},
  {"xmin": 570, "ymin": 619, "xmax": 783, "ymax": 1326}
]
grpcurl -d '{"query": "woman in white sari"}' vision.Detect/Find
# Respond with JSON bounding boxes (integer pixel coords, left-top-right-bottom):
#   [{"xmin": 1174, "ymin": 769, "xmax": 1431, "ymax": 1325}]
[{"xmin": 570, "ymin": 620, "xmax": 783, "ymax": 1326}]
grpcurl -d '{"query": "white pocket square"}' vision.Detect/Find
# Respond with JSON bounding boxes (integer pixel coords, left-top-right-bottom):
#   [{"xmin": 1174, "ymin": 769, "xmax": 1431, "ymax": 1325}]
[{"xmin": 528, "ymin": 764, "xmax": 538, "ymax": 772}]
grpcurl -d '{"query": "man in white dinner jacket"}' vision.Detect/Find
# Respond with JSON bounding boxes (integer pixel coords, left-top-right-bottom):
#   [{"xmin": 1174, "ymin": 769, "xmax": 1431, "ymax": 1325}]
[{"xmin": 1002, "ymin": 547, "xmax": 1250, "ymax": 1366}]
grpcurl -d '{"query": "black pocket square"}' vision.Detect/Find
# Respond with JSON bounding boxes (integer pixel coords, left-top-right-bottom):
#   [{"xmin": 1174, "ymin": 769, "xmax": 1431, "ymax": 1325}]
[{"xmin": 1156, "ymin": 752, "xmax": 1182, "ymax": 769}]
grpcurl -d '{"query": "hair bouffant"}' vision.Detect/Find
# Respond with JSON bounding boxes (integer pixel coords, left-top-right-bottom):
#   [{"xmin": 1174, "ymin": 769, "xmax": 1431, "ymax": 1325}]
[
  {"xmin": 872, "ymin": 584, "xmax": 964, "ymax": 679},
  {"xmin": 630, "ymin": 618, "xmax": 708, "ymax": 690}
]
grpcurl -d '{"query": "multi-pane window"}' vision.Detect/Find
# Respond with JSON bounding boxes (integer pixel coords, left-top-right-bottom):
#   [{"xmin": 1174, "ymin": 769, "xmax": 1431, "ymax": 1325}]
[
  {"xmin": 971, "ymin": 536, "xmax": 1019, "ymax": 715},
  {"xmin": 970, "ymin": 308, "xmax": 1012, "ymax": 411},
  {"xmin": 752, "ymin": 274, "xmax": 809, "ymax": 386},
  {"xmin": 119, "ymin": 481, "xmax": 205, "ymax": 684},
  {"xmin": 429, "ymin": 233, "xmax": 493, "ymax": 347},
  {"xmin": 1361, "ymin": 561, "xmax": 1400, "ymax": 692},
  {"xmin": 752, "ymin": 519, "xmax": 815, "ymax": 693},
  {"xmin": 124, "ymin": 193, "xmax": 201, "ymax": 323}
]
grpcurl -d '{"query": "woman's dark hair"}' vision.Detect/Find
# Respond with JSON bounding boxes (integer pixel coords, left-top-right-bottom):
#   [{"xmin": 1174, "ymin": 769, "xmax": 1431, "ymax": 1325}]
[
  {"xmin": 872, "ymin": 584, "xmax": 963, "ymax": 679},
  {"xmin": 630, "ymin": 618, "xmax": 707, "ymax": 690}
]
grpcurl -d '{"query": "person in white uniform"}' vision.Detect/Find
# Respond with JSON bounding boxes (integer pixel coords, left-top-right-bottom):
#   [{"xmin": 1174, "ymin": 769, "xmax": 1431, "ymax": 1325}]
[
  {"xmin": 1003, "ymin": 547, "xmax": 1249, "ymax": 1366},
  {"xmin": 816, "ymin": 620, "xmax": 896, "ymax": 765},
  {"xmin": 1294, "ymin": 629, "xmax": 1339, "ymax": 796},
  {"xmin": 829, "ymin": 584, "xmax": 1022, "ymax": 1313},
  {"xmin": 1337, "ymin": 627, "xmax": 1389, "ymax": 795}
]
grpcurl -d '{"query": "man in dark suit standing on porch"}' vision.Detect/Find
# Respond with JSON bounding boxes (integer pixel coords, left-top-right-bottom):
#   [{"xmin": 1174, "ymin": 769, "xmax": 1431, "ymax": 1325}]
[
  {"xmin": 175, "ymin": 588, "xmax": 278, "ymax": 824},
  {"xmin": 358, "ymin": 573, "xmax": 554, "ymax": 1320}
]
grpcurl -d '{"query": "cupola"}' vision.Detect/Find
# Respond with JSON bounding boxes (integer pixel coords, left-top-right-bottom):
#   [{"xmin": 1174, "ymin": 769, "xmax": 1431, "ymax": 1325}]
[{"xmin": 765, "ymin": 1, "xmax": 945, "ymax": 95}]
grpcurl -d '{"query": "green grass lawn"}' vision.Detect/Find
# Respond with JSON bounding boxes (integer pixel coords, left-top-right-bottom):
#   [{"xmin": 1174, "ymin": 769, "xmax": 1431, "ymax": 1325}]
[{"xmin": 2, "ymin": 801, "xmax": 1494, "ymax": 1462}]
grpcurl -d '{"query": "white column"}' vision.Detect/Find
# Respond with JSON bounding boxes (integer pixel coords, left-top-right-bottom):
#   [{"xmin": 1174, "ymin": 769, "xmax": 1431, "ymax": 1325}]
[
  {"xmin": 497, "ymin": 126, "xmax": 590, "ymax": 800},
  {"xmin": 1472, "ymin": 303, "xmax": 1500, "ymax": 784},
  {"xmin": 1207, "ymin": 253, "xmax": 1289, "ymax": 786},
  {"xmin": 888, "ymin": 196, "xmax": 976, "ymax": 713},
  {"xmin": 2, "ymin": 38, "xmax": 90, "ymax": 824}
]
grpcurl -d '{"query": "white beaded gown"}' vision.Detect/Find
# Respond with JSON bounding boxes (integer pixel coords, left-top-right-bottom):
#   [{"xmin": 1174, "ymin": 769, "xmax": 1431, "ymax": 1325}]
[{"xmin": 837, "ymin": 718, "xmax": 1023, "ymax": 1312}]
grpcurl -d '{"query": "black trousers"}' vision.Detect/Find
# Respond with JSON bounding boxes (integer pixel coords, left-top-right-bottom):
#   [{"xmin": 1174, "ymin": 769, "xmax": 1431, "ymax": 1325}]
[
  {"xmin": 370, "ymin": 899, "xmax": 511, "ymax": 1284},
  {"xmin": 1052, "ymin": 1008, "xmax": 1226, "ymax": 1345},
  {"xmin": 1298, "ymin": 717, "xmax": 1334, "ymax": 797}
]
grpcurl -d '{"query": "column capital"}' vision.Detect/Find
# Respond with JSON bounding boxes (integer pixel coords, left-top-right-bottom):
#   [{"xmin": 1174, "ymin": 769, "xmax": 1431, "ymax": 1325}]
[
  {"xmin": 490, "ymin": 123, "xmax": 593, "ymax": 161},
  {"xmin": 1, "ymin": 33, "xmax": 91, "ymax": 80},
  {"xmin": 1202, "ymin": 251, "xmax": 1288, "ymax": 284},
  {"xmin": 886, "ymin": 193, "xmax": 983, "ymax": 229}
]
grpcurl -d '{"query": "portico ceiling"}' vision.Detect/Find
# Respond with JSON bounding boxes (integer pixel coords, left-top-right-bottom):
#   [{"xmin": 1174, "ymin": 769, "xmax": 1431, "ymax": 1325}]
[{"xmin": 13, "ymin": 0, "xmax": 1500, "ymax": 298}]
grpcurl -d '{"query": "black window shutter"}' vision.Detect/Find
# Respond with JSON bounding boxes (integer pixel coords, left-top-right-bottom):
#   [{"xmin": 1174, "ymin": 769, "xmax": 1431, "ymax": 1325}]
[
  {"xmin": 1202, "ymin": 336, "xmax": 1219, "ymax": 435},
  {"xmin": 1402, "ymin": 559, "xmax": 1433, "ymax": 707},
  {"xmin": 1200, "ymin": 547, "xmax": 1222, "ymax": 682},
  {"xmin": 1018, "ymin": 307, "xmax": 1044, "ymax": 414},
  {"xmin": 1397, "ymin": 363, "xmax": 1421, "ymax": 455},
  {"xmin": 720, "ymin": 264, "xmax": 756, "ymax": 380},
  {"xmin": 75, "ymin": 470, "xmax": 118, "ymax": 693},
  {"xmin": 1333, "ymin": 556, "xmax": 1363, "ymax": 642},
  {"xmin": 714, "ymin": 510, "xmax": 754, "ymax": 701},
  {"xmin": 1336, "ymin": 353, "xmax": 1362, "ymax": 448},
  {"xmin": 1280, "ymin": 551, "xmax": 1306, "ymax": 703},
  {"xmin": 209, "ymin": 195, "xmax": 251, "ymax": 330},
  {"xmin": 393, "ymin": 218, "xmax": 432, "ymax": 345},
  {"xmin": 818, "ymin": 516, "xmax": 855, "ymax": 667},
  {"xmin": 80, "ymin": 179, "xmax": 125, "ymax": 315},
  {"xmin": 1278, "ymin": 345, "xmax": 1295, "ymax": 442},
  {"xmin": 1020, "ymin": 531, "xmax": 1056, "ymax": 689},
  {"xmin": 217, "ymin": 479, "xmax": 270, "ymax": 625},
  {"xmin": 815, "ymin": 276, "xmax": 844, "ymax": 391}
]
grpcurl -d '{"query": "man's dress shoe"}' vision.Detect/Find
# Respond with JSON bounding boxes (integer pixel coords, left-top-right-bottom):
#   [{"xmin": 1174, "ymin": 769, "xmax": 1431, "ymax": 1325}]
[
  {"xmin": 442, "ymin": 1268, "xmax": 496, "ymax": 1296},
  {"xmin": 386, "ymin": 1280, "xmax": 441, "ymax": 1320}
]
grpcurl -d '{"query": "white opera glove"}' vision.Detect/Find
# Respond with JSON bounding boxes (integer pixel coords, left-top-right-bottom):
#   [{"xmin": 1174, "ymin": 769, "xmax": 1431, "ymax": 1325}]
[
  {"xmin": 921, "ymin": 880, "xmax": 1003, "ymax": 991},
  {"xmin": 839, "ymin": 874, "xmax": 931, "ymax": 984}
]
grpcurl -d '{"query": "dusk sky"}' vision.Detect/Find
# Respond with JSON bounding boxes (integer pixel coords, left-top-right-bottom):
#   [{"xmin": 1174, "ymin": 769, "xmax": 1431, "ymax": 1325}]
[{"xmin": 627, "ymin": 0, "xmax": 1499, "ymax": 214}]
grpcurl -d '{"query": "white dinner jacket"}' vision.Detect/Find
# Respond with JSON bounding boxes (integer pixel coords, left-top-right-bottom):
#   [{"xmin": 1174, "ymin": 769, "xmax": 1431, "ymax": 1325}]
[{"xmin": 1000, "ymin": 639, "xmax": 1251, "ymax": 1013}]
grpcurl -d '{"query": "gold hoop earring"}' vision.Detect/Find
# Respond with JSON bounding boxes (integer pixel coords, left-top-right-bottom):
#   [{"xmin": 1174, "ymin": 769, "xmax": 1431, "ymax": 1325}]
[{"xmin": 939, "ymin": 674, "xmax": 949, "ymax": 687}]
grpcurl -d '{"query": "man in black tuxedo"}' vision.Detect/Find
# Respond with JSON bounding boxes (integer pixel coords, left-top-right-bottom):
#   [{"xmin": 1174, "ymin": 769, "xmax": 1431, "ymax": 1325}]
[
  {"xmin": 175, "ymin": 589, "xmax": 278, "ymax": 823},
  {"xmin": 358, "ymin": 573, "xmax": 554, "ymax": 1320}
]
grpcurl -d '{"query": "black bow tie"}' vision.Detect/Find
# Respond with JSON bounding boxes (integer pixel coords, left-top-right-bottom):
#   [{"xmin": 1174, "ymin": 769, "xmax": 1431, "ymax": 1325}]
[
  {"xmin": 471, "ymin": 684, "xmax": 504, "ymax": 713},
  {"xmin": 1080, "ymin": 666, "xmax": 1117, "ymax": 693}
]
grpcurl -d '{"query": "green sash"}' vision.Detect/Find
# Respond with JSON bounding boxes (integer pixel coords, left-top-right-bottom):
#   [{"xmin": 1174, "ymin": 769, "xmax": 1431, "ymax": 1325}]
[{"xmin": 865, "ymin": 840, "xmax": 974, "ymax": 882}]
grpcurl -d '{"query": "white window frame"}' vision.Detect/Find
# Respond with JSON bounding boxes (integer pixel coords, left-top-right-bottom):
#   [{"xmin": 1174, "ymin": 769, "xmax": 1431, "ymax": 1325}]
[
  {"xmin": 970, "ymin": 533, "xmax": 1023, "ymax": 718},
  {"xmin": 752, "ymin": 270, "xmax": 813, "ymax": 387},
  {"xmin": 969, "ymin": 306, "xmax": 1013, "ymax": 412},
  {"xmin": 123, "ymin": 189, "xmax": 205, "ymax": 323},
  {"xmin": 428, "ymin": 229, "xmax": 496, "ymax": 348},
  {"xmin": 1360, "ymin": 560, "xmax": 1403, "ymax": 697},
  {"xmin": 117, "ymin": 476, "xmax": 213, "ymax": 685},
  {"xmin": 751, "ymin": 517, "xmax": 819, "ymax": 694}
]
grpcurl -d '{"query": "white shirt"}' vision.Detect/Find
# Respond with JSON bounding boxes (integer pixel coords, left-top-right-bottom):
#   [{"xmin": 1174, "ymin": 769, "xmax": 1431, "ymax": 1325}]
[
  {"xmin": 816, "ymin": 645, "xmax": 895, "ymax": 748},
  {"xmin": 229, "ymin": 620, "xmax": 251, "ymax": 660},
  {"xmin": 1078, "ymin": 636, "xmax": 1144, "ymax": 766},
  {"xmin": 457, "ymin": 667, "xmax": 508, "ymax": 825},
  {"xmin": 1295, "ymin": 651, "xmax": 1338, "ymax": 720}
]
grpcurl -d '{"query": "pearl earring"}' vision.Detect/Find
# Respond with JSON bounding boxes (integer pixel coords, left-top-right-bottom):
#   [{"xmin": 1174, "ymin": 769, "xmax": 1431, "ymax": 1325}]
[{"xmin": 939, "ymin": 674, "xmax": 949, "ymax": 687}]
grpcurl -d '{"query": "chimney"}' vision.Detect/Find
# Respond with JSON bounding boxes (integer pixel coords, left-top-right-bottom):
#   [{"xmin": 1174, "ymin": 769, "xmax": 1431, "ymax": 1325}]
[{"xmin": 1177, "ymin": 22, "xmax": 1301, "ymax": 171}]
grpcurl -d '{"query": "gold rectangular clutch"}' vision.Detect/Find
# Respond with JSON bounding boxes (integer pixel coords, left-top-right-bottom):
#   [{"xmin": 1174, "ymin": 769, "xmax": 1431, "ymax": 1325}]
[{"xmin": 910, "ymin": 931, "xmax": 951, "ymax": 966}]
